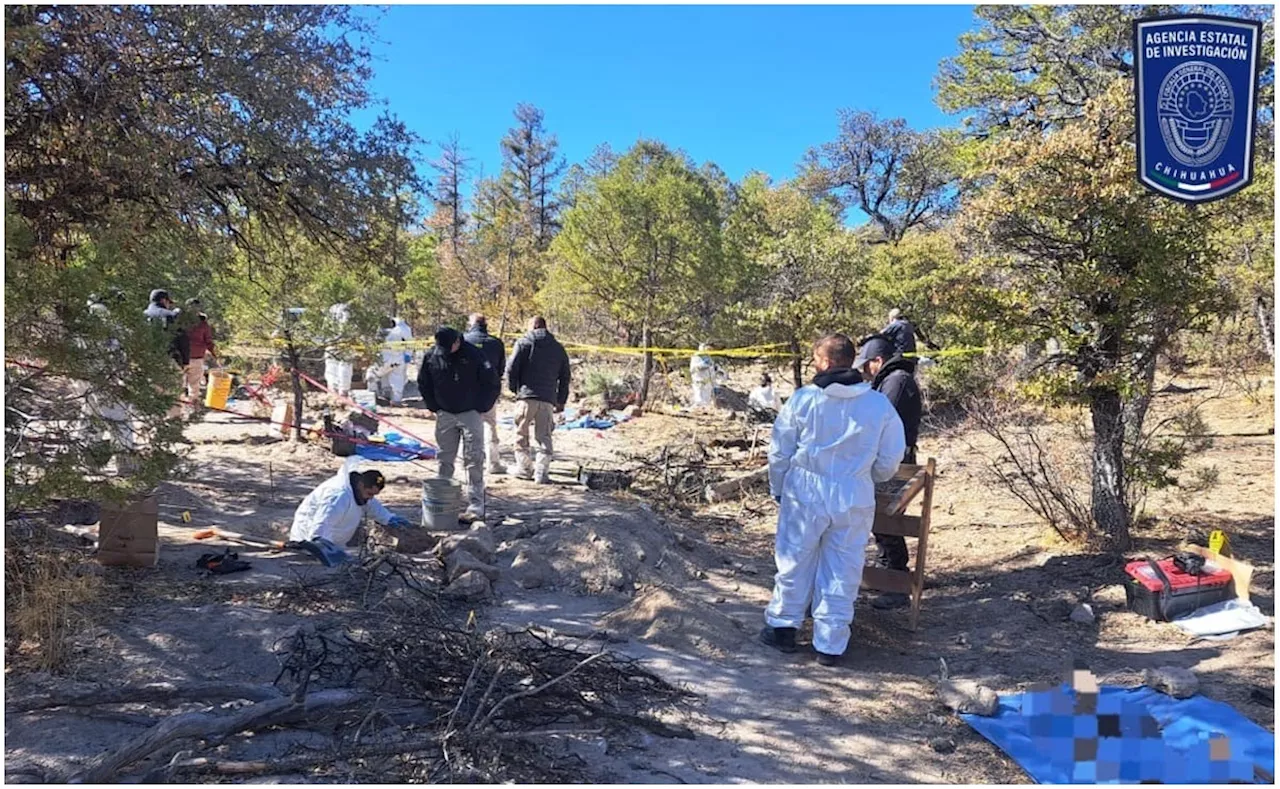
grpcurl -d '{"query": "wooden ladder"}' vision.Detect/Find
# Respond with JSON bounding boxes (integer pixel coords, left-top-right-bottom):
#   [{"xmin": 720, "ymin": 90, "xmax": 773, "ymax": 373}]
[{"xmin": 862, "ymin": 458, "xmax": 937, "ymax": 631}]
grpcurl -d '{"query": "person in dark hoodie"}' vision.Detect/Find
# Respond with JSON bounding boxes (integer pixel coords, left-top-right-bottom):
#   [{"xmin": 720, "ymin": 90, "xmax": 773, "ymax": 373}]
[
  {"xmin": 880, "ymin": 308, "xmax": 918, "ymax": 359},
  {"xmin": 854, "ymin": 333, "xmax": 923, "ymax": 610},
  {"xmin": 418, "ymin": 327, "xmax": 500, "ymax": 522},
  {"xmin": 761, "ymin": 333, "xmax": 905, "ymax": 666},
  {"xmin": 464, "ymin": 313, "xmax": 507, "ymax": 475},
  {"xmin": 505, "ymin": 316, "xmax": 571, "ymax": 484}
]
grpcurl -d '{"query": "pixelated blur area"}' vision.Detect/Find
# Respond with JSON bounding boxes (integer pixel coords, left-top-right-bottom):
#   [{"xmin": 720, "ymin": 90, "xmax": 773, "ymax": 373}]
[{"xmin": 1017, "ymin": 668, "xmax": 1258, "ymax": 783}]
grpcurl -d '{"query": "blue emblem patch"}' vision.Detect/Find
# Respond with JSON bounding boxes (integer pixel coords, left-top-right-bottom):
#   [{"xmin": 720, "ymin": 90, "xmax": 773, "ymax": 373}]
[{"xmin": 1134, "ymin": 14, "xmax": 1263, "ymax": 203}]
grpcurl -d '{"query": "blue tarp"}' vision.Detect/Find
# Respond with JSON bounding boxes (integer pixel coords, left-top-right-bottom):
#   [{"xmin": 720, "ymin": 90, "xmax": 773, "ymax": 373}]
[
  {"xmin": 353, "ymin": 431, "xmax": 436, "ymax": 462},
  {"xmin": 962, "ymin": 684, "xmax": 1274, "ymax": 783},
  {"xmin": 557, "ymin": 415, "xmax": 617, "ymax": 431}
]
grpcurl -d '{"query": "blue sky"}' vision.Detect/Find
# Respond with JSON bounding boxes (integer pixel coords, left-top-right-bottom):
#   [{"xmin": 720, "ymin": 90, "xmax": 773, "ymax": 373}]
[{"xmin": 356, "ymin": 5, "xmax": 976, "ymax": 189}]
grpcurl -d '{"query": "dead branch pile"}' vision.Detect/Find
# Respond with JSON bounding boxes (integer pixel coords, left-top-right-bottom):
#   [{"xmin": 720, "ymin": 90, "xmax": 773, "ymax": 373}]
[
  {"xmin": 625, "ymin": 429, "xmax": 769, "ymax": 511},
  {"xmin": 19, "ymin": 551, "xmax": 694, "ymax": 784}
]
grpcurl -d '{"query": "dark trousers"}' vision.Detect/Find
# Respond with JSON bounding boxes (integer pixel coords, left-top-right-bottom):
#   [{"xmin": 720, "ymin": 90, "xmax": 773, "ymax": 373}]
[{"xmin": 874, "ymin": 446, "xmax": 917, "ymax": 572}]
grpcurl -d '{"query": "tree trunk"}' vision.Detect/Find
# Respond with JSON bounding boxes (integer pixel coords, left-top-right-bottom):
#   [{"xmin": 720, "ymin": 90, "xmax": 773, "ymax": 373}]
[
  {"xmin": 285, "ymin": 340, "xmax": 303, "ymax": 443},
  {"xmin": 1089, "ymin": 386, "xmax": 1131, "ymax": 552},
  {"xmin": 789, "ymin": 336, "xmax": 802, "ymax": 390},
  {"xmin": 1123, "ymin": 346, "xmax": 1161, "ymax": 450},
  {"xmin": 499, "ymin": 246, "xmax": 515, "ymax": 339},
  {"xmin": 1254, "ymin": 294, "xmax": 1274, "ymax": 361},
  {"xmin": 638, "ymin": 324, "xmax": 653, "ymax": 407}
]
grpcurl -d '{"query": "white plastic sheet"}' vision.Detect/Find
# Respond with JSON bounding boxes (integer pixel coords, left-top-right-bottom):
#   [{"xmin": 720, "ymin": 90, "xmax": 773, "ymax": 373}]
[{"xmin": 1173, "ymin": 598, "xmax": 1270, "ymax": 639}]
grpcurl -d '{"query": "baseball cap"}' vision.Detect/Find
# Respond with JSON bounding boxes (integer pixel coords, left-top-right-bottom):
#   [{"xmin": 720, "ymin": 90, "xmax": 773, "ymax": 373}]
[
  {"xmin": 356, "ymin": 469, "xmax": 386, "ymax": 492},
  {"xmin": 853, "ymin": 334, "xmax": 895, "ymax": 369}
]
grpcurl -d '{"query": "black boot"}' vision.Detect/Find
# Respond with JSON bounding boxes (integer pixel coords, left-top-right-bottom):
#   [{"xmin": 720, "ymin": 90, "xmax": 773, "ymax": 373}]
[
  {"xmin": 872, "ymin": 593, "xmax": 910, "ymax": 610},
  {"xmin": 815, "ymin": 651, "xmax": 843, "ymax": 667},
  {"xmin": 758, "ymin": 626, "xmax": 797, "ymax": 654}
]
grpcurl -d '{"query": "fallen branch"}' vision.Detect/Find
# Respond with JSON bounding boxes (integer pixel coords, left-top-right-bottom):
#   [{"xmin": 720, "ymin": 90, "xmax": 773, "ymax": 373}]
[
  {"xmin": 704, "ymin": 467, "xmax": 769, "ymax": 503},
  {"xmin": 493, "ymin": 726, "xmax": 605, "ymax": 741},
  {"xmin": 67, "ymin": 688, "xmax": 370, "ymax": 783},
  {"xmin": 171, "ymin": 740, "xmax": 440, "ymax": 778},
  {"xmin": 474, "ymin": 651, "xmax": 608, "ymax": 732},
  {"xmin": 8, "ymin": 681, "xmax": 284, "ymax": 713}
]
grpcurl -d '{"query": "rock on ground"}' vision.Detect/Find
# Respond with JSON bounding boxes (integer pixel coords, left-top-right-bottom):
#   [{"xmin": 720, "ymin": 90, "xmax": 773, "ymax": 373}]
[
  {"xmin": 937, "ymin": 678, "xmax": 999, "ymax": 716},
  {"xmin": 437, "ymin": 525, "xmax": 496, "ymax": 564},
  {"xmin": 508, "ymin": 549, "xmax": 556, "ymax": 589},
  {"xmin": 443, "ymin": 570, "xmax": 492, "ymax": 601},
  {"xmin": 444, "ymin": 548, "xmax": 500, "ymax": 582},
  {"xmin": 1143, "ymin": 666, "xmax": 1199, "ymax": 699},
  {"xmin": 371, "ymin": 524, "xmax": 438, "ymax": 554},
  {"xmin": 1069, "ymin": 603, "xmax": 1096, "ymax": 624}
]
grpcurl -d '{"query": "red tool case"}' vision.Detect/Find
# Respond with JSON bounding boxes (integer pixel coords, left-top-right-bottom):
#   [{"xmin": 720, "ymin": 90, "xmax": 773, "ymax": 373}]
[{"xmin": 1124, "ymin": 556, "xmax": 1235, "ymax": 622}]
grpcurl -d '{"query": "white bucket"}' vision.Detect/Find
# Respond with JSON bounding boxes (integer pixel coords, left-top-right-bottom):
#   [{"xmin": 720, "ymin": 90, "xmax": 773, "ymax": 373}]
[{"xmin": 421, "ymin": 478, "xmax": 462, "ymax": 530}]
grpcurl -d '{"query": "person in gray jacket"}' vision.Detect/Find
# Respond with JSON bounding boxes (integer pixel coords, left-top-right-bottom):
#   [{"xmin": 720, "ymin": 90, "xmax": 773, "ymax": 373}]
[{"xmin": 505, "ymin": 316, "xmax": 570, "ymax": 483}]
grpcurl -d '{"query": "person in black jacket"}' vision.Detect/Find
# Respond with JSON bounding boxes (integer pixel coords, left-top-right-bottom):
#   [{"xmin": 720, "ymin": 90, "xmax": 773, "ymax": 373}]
[
  {"xmin": 881, "ymin": 308, "xmax": 918, "ymax": 359},
  {"xmin": 418, "ymin": 326, "xmax": 500, "ymax": 522},
  {"xmin": 505, "ymin": 316, "xmax": 570, "ymax": 483},
  {"xmin": 464, "ymin": 314, "xmax": 507, "ymax": 475},
  {"xmin": 854, "ymin": 333, "xmax": 922, "ymax": 610}
]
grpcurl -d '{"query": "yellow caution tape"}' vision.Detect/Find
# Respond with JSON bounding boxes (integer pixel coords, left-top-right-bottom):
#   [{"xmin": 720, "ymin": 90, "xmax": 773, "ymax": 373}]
[
  {"xmin": 904, "ymin": 346, "xmax": 991, "ymax": 359},
  {"xmin": 221, "ymin": 335, "xmax": 992, "ymax": 363}
]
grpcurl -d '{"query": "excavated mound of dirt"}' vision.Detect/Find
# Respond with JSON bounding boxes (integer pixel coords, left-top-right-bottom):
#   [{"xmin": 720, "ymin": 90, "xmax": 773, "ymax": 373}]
[
  {"xmin": 598, "ymin": 586, "xmax": 746, "ymax": 659},
  {"xmin": 495, "ymin": 501, "xmax": 692, "ymax": 596}
]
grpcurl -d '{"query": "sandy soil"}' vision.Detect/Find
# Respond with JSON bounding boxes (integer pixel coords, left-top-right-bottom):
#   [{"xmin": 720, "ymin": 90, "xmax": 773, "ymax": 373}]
[{"xmin": 5, "ymin": 366, "xmax": 1274, "ymax": 783}]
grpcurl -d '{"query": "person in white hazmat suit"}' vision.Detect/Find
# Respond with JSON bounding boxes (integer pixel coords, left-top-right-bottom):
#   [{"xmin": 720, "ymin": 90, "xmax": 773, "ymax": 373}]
[
  {"xmin": 748, "ymin": 373, "xmax": 783, "ymax": 413},
  {"xmin": 323, "ymin": 303, "xmax": 354, "ymax": 396},
  {"xmin": 689, "ymin": 343, "xmax": 717, "ymax": 409},
  {"xmin": 289, "ymin": 459, "xmax": 413, "ymax": 564},
  {"xmin": 760, "ymin": 333, "xmax": 905, "ymax": 666},
  {"xmin": 367, "ymin": 317, "xmax": 414, "ymax": 405}
]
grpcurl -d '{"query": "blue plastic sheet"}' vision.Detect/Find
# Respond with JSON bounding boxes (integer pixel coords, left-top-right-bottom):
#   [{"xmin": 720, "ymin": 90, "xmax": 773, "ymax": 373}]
[
  {"xmin": 962, "ymin": 684, "xmax": 1273, "ymax": 783},
  {"xmin": 353, "ymin": 431, "xmax": 436, "ymax": 462},
  {"xmin": 557, "ymin": 415, "xmax": 617, "ymax": 431}
]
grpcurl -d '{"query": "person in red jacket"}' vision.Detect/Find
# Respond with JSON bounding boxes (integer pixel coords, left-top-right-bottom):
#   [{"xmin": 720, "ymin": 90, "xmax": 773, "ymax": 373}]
[{"xmin": 183, "ymin": 298, "xmax": 218, "ymax": 402}]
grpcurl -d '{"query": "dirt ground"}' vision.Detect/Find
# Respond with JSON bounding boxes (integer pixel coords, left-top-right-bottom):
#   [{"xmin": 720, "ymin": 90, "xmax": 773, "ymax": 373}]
[{"xmin": 5, "ymin": 364, "xmax": 1274, "ymax": 783}]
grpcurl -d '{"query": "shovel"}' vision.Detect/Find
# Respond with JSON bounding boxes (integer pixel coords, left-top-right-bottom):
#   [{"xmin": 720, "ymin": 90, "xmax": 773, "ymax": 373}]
[{"xmin": 191, "ymin": 527, "xmax": 286, "ymax": 550}]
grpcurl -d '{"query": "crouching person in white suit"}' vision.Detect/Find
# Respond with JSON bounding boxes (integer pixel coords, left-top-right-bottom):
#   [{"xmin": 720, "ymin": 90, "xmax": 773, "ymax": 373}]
[
  {"xmin": 760, "ymin": 333, "xmax": 905, "ymax": 667},
  {"xmin": 289, "ymin": 462, "xmax": 412, "ymax": 565}
]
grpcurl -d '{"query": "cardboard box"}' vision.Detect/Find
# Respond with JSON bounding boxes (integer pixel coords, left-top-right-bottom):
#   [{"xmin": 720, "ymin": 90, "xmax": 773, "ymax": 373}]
[
  {"xmin": 98, "ymin": 496, "xmax": 159, "ymax": 567},
  {"xmin": 1184, "ymin": 544, "xmax": 1254, "ymax": 604}
]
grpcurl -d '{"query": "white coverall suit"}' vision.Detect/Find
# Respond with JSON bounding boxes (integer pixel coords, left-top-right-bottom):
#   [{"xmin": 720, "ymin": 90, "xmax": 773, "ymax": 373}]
[
  {"xmin": 689, "ymin": 348, "xmax": 716, "ymax": 409},
  {"xmin": 289, "ymin": 463, "xmax": 396, "ymax": 546},
  {"xmin": 324, "ymin": 303, "xmax": 354, "ymax": 396},
  {"xmin": 765, "ymin": 376, "xmax": 906, "ymax": 656},
  {"xmin": 368, "ymin": 317, "xmax": 413, "ymax": 405}
]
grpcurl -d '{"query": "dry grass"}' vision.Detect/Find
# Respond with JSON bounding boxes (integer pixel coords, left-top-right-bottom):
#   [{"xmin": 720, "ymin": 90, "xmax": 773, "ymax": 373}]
[{"xmin": 4, "ymin": 526, "xmax": 101, "ymax": 672}]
